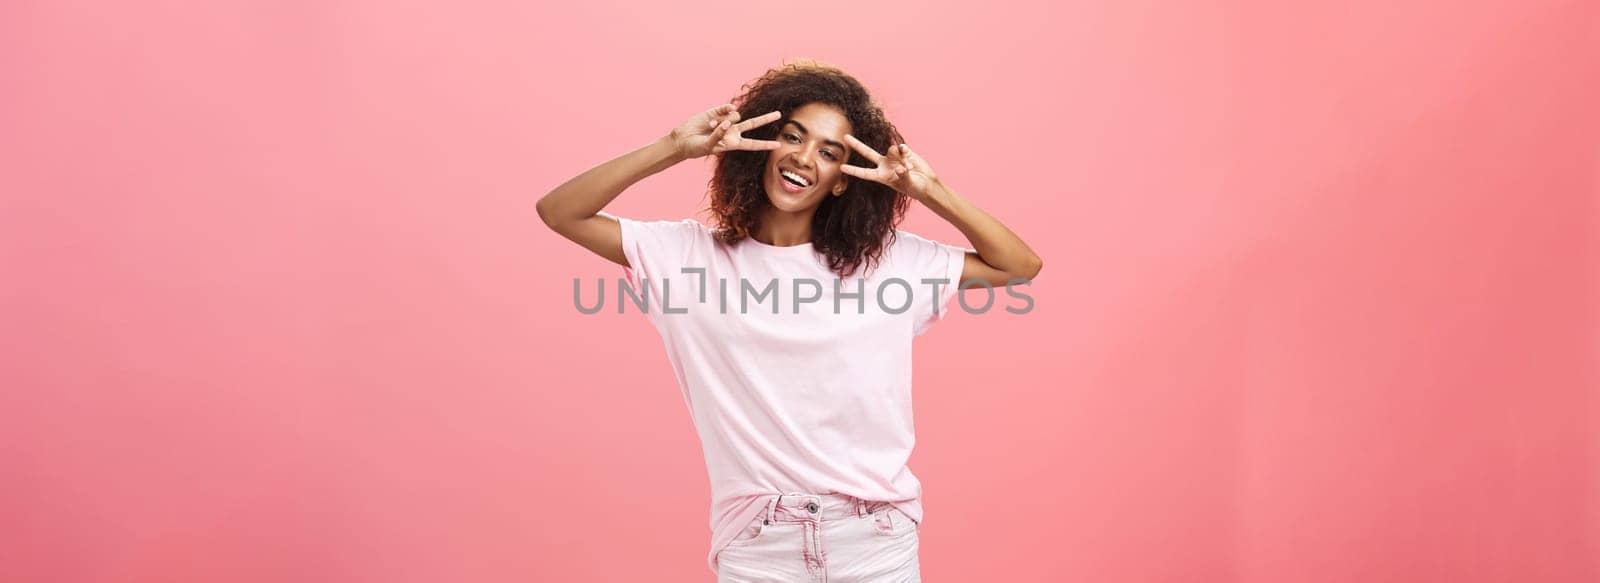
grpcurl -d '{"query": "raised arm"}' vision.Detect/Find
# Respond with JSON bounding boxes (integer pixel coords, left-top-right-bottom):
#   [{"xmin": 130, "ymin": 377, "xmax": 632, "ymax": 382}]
[
  {"xmin": 536, "ymin": 105, "xmax": 782, "ymax": 267},
  {"xmin": 841, "ymin": 136, "xmax": 1044, "ymax": 286}
]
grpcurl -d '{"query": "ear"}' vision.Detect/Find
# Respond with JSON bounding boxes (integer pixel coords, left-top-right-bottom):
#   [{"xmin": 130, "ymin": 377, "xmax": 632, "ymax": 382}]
[{"xmin": 833, "ymin": 177, "xmax": 848, "ymax": 196}]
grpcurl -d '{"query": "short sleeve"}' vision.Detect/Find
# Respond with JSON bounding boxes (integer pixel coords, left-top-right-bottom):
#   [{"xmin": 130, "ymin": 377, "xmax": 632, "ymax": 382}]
[
  {"xmin": 889, "ymin": 230, "xmax": 971, "ymax": 337},
  {"xmin": 611, "ymin": 214, "xmax": 708, "ymax": 310}
]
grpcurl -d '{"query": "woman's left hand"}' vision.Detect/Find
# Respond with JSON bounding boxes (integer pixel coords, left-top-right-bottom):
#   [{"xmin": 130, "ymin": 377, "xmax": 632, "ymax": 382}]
[{"xmin": 841, "ymin": 135, "xmax": 940, "ymax": 201}]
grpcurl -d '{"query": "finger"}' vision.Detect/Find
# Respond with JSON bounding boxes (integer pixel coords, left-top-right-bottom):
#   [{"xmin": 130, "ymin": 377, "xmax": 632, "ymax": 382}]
[
  {"xmin": 843, "ymin": 134, "xmax": 885, "ymax": 164},
  {"xmin": 710, "ymin": 129, "xmax": 734, "ymax": 154},
  {"xmin": 897, "ymin": 145, "xmax": 915, "ymax": 171},
  {"xmin": 886, "ymin": 143, "xmax": 906, "ymax": 165},
  {"xmin": 886, "ymin": 144, "xmax": 908, "ymax": 174},
  {"xmin": 900, "ymin": 144, "xmax": 923, "ymax": 164},
  {"xmin": 840, "ymin": 164, "xmax": 875, "ymax": 181},
  {"xmin": 847, "ymin": 163, "xmax": 895, "ymax": 183},
  {"xmin": 705, "ymin": 104, "xmax": 733, "ymax": 127},
  {"xmin": 734, "ymin": 138, "xmax": 781, "ymax": 151},
  {"xmin": 732, "ymin": 110, "xmax": 783, "ymax": 134}
]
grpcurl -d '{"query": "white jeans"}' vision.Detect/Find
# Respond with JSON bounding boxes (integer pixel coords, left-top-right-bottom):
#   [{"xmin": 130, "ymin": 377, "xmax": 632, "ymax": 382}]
[{"xmin": 715, "ymin": 492, "xmax": 921, "ymax": 582}]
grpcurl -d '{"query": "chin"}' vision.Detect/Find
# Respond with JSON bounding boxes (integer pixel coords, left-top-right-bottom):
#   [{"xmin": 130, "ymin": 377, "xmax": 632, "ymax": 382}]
[{"xmin": 764, "ymin": 187, "xmax": 809, "ymax": 212}]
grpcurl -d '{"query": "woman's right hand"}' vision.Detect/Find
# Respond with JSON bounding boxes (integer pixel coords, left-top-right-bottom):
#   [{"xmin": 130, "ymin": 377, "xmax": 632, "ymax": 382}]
[{"xmin": 669, "ymin": 104, "xmax": 783, "ymax": 159}]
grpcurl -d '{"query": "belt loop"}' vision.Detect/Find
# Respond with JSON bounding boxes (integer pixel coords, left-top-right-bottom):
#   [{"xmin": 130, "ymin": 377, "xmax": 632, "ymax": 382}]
[{"xmin": 765, "ymin": 495, "xmax": 781, "ymax": 525}]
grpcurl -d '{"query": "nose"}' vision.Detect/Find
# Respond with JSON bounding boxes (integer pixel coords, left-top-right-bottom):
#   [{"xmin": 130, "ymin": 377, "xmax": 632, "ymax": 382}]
[{"xmin": 792, "ymin": 145, "xmax": 816, "ymax": 168}]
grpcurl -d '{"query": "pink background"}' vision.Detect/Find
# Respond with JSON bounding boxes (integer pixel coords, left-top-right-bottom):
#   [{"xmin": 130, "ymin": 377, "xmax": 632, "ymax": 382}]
[{"xmin": 3, "ymin": 0, "xmax": 1596, "ymax": 581}]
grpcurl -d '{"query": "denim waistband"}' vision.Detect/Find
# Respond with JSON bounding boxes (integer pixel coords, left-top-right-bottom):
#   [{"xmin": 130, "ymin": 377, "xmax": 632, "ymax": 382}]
[{"xmin": 760, "ymin": 492, "xmax": 897, "ymax": 524}]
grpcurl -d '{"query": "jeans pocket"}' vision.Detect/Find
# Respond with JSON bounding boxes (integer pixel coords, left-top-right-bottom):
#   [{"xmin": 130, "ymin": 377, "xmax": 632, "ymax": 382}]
[
  {"xmin": 871, "ymin": 506, "xmax": 917, "ymax": 538},
  {"xmin": 724, "ymin": 514, "xmax": 768, "ymax": 548}
]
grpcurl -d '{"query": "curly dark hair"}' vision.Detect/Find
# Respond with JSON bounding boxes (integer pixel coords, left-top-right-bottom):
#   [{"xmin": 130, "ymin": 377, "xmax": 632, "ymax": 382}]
[{"xmin": 708, "ymin": 60, "xmax": 907, "ymax": 279}]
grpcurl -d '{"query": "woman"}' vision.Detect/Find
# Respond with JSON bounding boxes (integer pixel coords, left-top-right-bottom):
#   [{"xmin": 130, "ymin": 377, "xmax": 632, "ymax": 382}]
[{"xmin": 538, "ymin": 60, "xmax": 1042, "ymax": 581}]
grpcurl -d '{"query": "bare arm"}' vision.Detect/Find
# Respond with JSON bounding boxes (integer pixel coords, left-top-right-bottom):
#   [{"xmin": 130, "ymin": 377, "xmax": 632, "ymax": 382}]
[
  {"xmin": 536, "ymin": 136, "xmax": 683, "ymax": 267},
  {"xmin": 536, "ymin": 105, "xmax": 782, "ymax": 267},
  {"xmin": 919, "ymin": 180, "xmax": 1044, "ymax": 287}
]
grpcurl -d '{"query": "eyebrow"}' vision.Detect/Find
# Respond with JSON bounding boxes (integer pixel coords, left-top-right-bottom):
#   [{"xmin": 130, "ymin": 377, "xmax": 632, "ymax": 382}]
[{"xmin": 784, "ymin": 120, "xmax": 846, "ymax": 152}]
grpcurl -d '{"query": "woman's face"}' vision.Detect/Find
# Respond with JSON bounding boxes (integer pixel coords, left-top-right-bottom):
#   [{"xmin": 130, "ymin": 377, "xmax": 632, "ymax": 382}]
[{"xmin": 764, "ymin": 102, "xmax": 853, "ymax": 212}]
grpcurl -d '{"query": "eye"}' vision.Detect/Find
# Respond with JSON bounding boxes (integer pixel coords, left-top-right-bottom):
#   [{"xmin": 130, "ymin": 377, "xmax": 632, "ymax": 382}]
[
  {"xmin": 821, "ymin": 150, "xmax": 838, "ymax": 161},
  {"xmin": 784, "ymin": 133, "xmax": 801, "ymax": 143}
]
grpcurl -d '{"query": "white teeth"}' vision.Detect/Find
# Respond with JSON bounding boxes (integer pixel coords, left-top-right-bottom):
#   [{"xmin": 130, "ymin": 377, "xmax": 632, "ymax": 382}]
[{"xmin": 780, "ymin": 170, "xmax": 811, "ymax": 187}]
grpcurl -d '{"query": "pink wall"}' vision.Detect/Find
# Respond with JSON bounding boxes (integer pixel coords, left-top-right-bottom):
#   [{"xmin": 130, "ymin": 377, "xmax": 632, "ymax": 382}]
[{"xmin": 3, "ymin": 0, "xmax": 1595, "ymax": 580}]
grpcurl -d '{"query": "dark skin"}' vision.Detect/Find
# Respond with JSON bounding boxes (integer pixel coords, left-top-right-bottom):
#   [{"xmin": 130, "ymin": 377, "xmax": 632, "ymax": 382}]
[
  {"xmin": 537, "ymin": 102, "xmax": 1042, "ymax": 286},
  {"xmin": 752, "ymin": 102, "xmax": 854, "ymax": 247}
]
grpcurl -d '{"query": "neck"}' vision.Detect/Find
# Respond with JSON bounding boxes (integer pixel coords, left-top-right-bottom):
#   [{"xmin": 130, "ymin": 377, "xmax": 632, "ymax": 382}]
[{"xmin": 752, "ymin": 205, "xmax": 817, "ymax": 246}]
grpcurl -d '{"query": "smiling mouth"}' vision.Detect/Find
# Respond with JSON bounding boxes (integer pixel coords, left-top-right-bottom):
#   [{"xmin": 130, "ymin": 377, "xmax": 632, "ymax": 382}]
[{"xmin": 778, "ymin": 168, "xmax": 812, "ymax": 193}]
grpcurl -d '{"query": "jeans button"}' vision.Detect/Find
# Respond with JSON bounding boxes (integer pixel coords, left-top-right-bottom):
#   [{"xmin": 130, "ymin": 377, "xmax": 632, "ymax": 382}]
[{"xmin": 806, "ymin": 502, "xmax": 819, "ymax": 514}]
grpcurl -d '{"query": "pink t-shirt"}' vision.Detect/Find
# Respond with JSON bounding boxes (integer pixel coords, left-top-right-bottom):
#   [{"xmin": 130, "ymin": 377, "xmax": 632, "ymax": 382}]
[{"xmin": 613, "ymin": 215, "xmax": 969, "ymax": 575}]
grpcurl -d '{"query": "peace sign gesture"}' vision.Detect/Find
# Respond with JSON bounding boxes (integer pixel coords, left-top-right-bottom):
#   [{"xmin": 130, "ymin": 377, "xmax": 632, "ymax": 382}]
[
  {"xmin": 841, "ymin": 135, "xmax": 939, "ymax": 200},
  {"xmin": 669, "ymin": 104, "xmax": 784, "ymax": 160}
]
